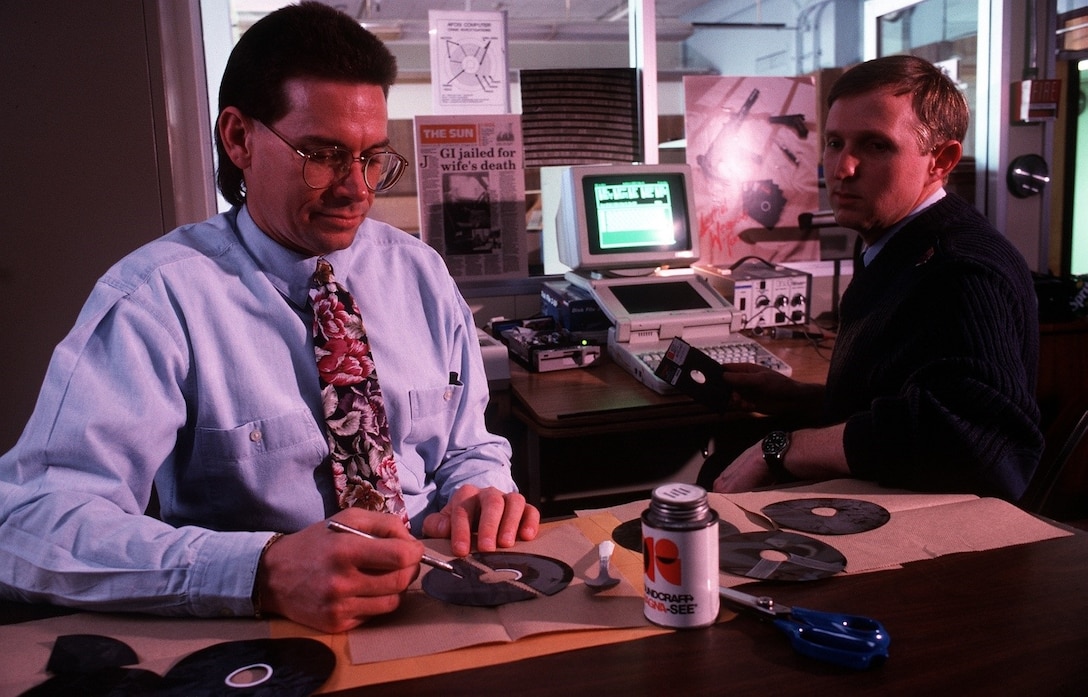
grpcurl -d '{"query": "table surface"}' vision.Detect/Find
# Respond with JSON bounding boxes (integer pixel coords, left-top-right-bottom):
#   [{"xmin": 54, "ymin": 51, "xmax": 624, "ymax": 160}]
[
  {"xmin": 508, "ymin": 334, "xmax": 833, "ymax": 436},
  {"xmin": 419, "ymin": 327, "xmax": 1078, "ymax": 693},
  {"xmin": 333, "ymin": 530, "xmax": 1088, "ymax": 696},
  {"xmin": 503, "ymin": 333, "xmax": 834, "ymax": 511},
  {"xmin": 4, "ymin": 524, "xmax": 1084, "ymax": 696}
]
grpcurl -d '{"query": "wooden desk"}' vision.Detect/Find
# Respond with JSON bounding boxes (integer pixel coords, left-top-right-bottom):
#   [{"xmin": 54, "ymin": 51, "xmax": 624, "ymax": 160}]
[
  {"xmin": 505, "ymin": 336, "xmax": 832, "ymax": 514},
  {"xmin": 3, "ymin": 512, "xmax": 1083, "ymax": 695},
  {"xmin": 333, "ymin": 530, "xmax": 1087, "ymax": 696}
]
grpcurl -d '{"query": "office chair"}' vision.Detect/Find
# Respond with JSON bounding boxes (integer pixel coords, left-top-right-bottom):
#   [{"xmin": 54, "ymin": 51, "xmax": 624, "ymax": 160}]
[{"xmin": 1019, "ymin": 393, "xmax": 1088, "ymax": 524}]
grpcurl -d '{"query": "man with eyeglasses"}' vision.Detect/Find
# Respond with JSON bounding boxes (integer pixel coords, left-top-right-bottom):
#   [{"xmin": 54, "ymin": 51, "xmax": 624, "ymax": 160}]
[{"xmin": 0, "ymin": 2, "xmax": 537, "ymax": 633}]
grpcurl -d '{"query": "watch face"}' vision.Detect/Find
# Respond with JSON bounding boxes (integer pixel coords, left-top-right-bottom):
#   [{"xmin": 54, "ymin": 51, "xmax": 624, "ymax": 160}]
[{"xmin": 763, "ymin": 431, "xmax": 789, "ymax": 455}]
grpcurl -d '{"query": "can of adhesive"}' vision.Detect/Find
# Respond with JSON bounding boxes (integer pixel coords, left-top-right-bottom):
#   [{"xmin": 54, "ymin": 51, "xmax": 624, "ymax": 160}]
[{"xmin": 641, "ymin": 483, "xmax": 720, "ymax": 628}]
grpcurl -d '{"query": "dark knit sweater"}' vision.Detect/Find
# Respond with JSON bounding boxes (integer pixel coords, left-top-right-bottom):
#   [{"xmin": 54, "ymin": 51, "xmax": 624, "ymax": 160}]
[{"xmin": 827, "ymin": 193, "xmax": 1042, "ymax": 501}]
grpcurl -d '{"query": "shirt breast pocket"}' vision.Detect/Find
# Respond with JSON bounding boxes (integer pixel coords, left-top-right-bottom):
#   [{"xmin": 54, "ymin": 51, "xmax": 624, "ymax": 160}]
[
  {"xmin": 405, "ymin": 384, "xmax": 463, "ymax": 443},
  {"xmin": 195, "ymin": 409, "xmax": 326, "ymax": 488}
]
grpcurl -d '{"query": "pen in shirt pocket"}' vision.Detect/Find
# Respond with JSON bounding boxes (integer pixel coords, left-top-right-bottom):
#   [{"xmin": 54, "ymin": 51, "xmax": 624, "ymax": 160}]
[{"xmin": 449, "ymin": 372, "xmax": 462, "ymax": 385}]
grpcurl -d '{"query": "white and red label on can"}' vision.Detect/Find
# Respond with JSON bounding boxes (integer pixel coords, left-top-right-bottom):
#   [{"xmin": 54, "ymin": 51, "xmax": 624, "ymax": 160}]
[{"xmin": 641, "ymin": 515, "xmax": 720, "ymax": 628}]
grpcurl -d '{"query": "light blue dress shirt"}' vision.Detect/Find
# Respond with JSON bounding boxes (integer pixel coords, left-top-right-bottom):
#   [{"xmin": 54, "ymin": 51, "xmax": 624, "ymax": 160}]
[{"xmin": 0, "ymin": 206, "xmax": 515, "ymax": 617}]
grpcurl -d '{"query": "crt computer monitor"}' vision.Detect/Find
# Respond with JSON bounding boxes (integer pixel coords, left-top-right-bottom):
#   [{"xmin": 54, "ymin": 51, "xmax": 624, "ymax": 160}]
[{"xmin": 555, "ymin": 163, "xmax": 700, "ymax": 275}]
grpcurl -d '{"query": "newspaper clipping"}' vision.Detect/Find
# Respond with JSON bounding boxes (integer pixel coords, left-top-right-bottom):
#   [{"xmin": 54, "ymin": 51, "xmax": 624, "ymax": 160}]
[
  {"xmin": 414, "ymin": 114, "xmax": 527, "ymax": 279},
  {"xmin": 428, "ymin": 10, "xmax": 510, "ymax": 114}
]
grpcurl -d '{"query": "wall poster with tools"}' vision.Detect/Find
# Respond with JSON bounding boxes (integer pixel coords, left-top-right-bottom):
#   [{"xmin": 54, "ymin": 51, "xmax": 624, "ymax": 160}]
[{"xmin": 684, "ymin": 76, "xmax": 820, "ymax": 266}]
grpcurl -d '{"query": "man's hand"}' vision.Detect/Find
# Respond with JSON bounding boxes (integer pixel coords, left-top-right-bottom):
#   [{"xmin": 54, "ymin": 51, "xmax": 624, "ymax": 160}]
[
  {"xmin": 255, "ymin": 509, "xmax": 423, "ymax": 633},
  {"xmin": 720, "ymin": 362, "xmax": 823, "ymax": 416},
  {"xmin": 421, "ymin": 486, "xmax": 540, "ymax": 557},
  {"xmin": 712, "ymin": 442, "xmax": 775, "ymax": 493}
]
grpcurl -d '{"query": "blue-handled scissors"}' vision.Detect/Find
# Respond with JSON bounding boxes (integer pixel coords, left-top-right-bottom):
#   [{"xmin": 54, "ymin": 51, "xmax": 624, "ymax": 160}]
[{"xmin": 719, "ymin": 586, "xmax": 890, "ymax": 670}]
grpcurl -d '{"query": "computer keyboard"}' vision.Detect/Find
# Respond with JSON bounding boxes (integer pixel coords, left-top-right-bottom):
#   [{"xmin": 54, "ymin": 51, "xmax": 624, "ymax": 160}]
[
  {"xmin": 607, "ymin": 332, "xmax": 793, "ymax": 396},
  {"xmin": 637, "ymin": 338, "xmax": 792, "ymax": 377}
]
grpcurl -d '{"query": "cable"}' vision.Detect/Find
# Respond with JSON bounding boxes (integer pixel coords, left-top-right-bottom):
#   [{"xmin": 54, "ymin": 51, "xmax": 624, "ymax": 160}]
[
  {"xmin": 727, "ymin": 255, "xmax": 777, "ymax": 271},
  {"xmin": 768, "ymin": 327, "xmax": 824, "ymax": 340}
]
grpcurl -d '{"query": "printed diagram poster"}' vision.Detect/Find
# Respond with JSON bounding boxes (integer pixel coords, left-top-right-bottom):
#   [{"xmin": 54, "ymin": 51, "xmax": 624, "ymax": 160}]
[
  {"xmin": 429, "ymin": 10, "xmax": 510, "ymax": 114},
  {"xmin": 414, "ymin": 115, "xmax": 527, "ymax": 279},
  {"xmin": 684, "ymin": 76, "xmax": 820, "ymax": 265}
]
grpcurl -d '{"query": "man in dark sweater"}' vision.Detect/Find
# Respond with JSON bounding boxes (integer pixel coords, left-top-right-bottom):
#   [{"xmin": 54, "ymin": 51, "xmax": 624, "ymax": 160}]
[{"xmin": 708, "ymin": 55, "xmax": 1042, "ymax": 501}]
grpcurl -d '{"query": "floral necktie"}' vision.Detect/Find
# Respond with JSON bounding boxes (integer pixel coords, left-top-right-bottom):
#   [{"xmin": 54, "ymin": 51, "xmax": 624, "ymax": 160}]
[{"xmin": 309, "ymin": 258, "xmax": 408, "ymax": 526}]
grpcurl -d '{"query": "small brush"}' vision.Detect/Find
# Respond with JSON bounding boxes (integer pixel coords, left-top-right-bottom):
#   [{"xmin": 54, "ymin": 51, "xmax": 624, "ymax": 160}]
[{"xmin": 326, "ymin": 519, "xmax": 462, "ymax": 578}]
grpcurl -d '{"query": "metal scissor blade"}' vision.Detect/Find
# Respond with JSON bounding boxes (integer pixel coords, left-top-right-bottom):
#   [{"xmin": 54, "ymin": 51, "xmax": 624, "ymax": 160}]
[{"xmin": 719, "ymin": 586, "xmax": 790, "ymax": 617}]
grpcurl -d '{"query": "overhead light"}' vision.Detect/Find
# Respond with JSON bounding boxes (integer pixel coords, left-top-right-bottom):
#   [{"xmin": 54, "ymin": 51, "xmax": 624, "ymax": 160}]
[{"xmin": 361, "ymin": 22, "xmax": 402, "ymax": 41}]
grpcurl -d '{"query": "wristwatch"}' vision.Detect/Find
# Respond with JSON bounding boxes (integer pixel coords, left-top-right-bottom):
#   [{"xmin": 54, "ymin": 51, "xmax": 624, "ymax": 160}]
[{"xmin": 761, "ymin": 430, "xmax": 793, "ymax": 482}]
